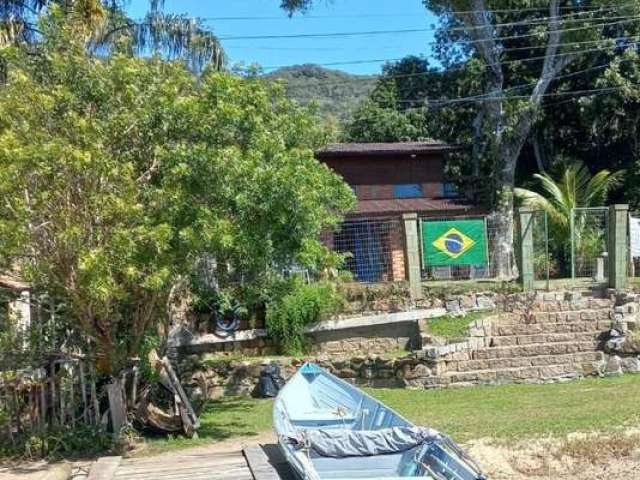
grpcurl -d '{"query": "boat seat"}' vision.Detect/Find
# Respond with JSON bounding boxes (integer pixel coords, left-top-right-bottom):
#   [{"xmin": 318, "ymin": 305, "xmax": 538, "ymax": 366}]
[{"xmin": 289, "ymin": 409, "xmax": 356, "ymax": 427}]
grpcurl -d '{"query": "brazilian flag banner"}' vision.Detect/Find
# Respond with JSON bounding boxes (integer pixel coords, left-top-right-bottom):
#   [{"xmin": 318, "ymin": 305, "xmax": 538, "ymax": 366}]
[{"xmin": 421, "ymin": 219, "xmax": 488, "ymax": 266}]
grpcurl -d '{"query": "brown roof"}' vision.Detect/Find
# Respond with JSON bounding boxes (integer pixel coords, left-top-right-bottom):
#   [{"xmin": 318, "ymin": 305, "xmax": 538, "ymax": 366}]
[
  {"xmin": 317, "ymin": 141, "xmax": 457, "ymax": 158},
  {"xmin": 352, "ymin": 198, "xmax": 479, "ymax": 215},
  {"xmin": 0, "ymin": 275, "xmax": 30, "ymax": 291}
]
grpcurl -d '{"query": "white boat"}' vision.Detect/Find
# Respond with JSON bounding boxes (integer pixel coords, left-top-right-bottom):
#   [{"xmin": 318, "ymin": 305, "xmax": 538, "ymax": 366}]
[{"xmin": 273, "ymin": 363, "xmax": 486, "ymax": 479}]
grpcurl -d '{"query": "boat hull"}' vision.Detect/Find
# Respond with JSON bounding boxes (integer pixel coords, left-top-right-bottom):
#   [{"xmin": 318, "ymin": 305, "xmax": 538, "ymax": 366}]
[{"xmin": 273, "ymin": 363, "xmax": 485, "ymax": 479}]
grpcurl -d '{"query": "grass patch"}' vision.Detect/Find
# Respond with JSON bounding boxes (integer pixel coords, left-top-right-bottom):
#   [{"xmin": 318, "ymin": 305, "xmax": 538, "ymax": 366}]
[
  {"xmin": 555, "ymin": 432, "xmax": 640, "ymax": 464},
  {"xmin": 368, "ymin": 375, "xmax": 640, "ymax": 442},
  {"xmin": 424, "ymin": 311, "xmax": 491, "ymax": 339},
  {"xmin": 138, "ymin": 375, "xmax": 640, "ymax": 454},
  {"xmin": 139, "ymin": 396, "xmax": 273, "ymax": 455}
]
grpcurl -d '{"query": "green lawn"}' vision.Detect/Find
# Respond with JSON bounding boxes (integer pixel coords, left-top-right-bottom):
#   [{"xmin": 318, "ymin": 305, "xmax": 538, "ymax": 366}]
[
  {"xmin": 141, "ymin": 375, "xmax": 640, "ymax": 454},
  {"xmin": 424, "ymin": 311, "xmax": 490, "ymax": 339}
]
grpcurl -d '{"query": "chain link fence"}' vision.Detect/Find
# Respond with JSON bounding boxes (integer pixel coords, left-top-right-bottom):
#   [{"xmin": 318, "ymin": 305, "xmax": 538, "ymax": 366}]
[
  {"xmin": 330, "ymin": 217, "xmax": 405, "ymax": 283},
  {"xmin": 419, "ymin": 214, "xmax": 497, "ymax": 281},
  {"xmin": 570, "ymin": 207, "xmax": 609, "ymax": 284},
  {"xmin": 325, "ymin": 208, "xmax": 612, "ymax": 287}
]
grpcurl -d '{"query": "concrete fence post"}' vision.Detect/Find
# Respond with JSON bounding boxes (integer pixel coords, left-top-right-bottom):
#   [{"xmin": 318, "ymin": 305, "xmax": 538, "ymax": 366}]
[
  {"xmin": 517, "ymin": 208, "xmax": 535, "ymax": 292},
  {"xmin": 402, "ymin": 213, "xmax": 423, "ymax": 300},
  {"xmin": 608, "ymin": 204, "xmax": 629, "ymax": 290}
]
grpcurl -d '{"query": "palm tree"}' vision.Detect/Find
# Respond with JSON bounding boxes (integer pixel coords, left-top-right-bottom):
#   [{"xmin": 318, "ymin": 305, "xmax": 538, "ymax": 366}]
[
  {"xmin": 1, "ymin": 1, "xmax": 225, "ymax": 75},
  {"xmin": 515, "ymin": 160, "xmax": 623, "ymax": 275}
]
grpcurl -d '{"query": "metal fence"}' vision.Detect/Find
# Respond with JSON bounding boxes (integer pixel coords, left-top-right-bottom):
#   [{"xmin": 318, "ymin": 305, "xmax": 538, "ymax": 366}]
[
  {"xmin": 570, "ymin": 207, "xmax": 609, "ymax": 284},
  {"xmin": 328, "ymin": 208, "xmax": 612, "ymax": 287},
  {"xmin": 419, "ymin": 214, "xmax": 498, "ymax": 281},
  {"xmin": 628, "ymin": 211, "xmax": 640, "ymax": 279},
  {"xmin": 331, "ymin": 217, "xmax": 404, "ymax": 283}
]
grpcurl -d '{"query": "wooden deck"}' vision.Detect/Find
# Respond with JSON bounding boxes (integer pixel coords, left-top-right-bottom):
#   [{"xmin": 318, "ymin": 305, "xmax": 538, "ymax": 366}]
[{"xmin": 87, "ymin": 444, "xmax": 295, "ymax": 480}]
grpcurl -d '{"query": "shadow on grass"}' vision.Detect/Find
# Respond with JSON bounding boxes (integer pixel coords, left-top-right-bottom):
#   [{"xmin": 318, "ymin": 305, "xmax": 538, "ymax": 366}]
[{"xmin": 142, "ymin": 396, "xmax": 274, "ymax": 451}]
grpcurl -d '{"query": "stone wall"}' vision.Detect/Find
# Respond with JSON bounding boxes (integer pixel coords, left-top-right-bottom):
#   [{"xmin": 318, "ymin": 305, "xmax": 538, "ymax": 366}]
[
  {"xmin": 306, "ymin": 321, "xmax": 420, "ymax": 356},
  {"xmin": 177, "ymin": 288, "xmax": 640, "ymax": 399},
  {"xmin": 179, "ymin": 354, "xmax": 439, "ymax": 401}
]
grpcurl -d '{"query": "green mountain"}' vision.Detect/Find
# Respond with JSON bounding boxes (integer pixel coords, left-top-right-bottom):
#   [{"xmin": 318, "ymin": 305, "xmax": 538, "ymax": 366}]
[{"xmin": 265, "ymin": 64, "xmax": 377, "ymax": 122}]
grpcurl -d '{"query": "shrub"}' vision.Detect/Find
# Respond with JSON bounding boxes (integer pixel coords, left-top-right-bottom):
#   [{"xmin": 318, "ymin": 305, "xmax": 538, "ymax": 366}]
[{"xmin": 266, "ymin": 280, "xmax": 344, "ymax": 355}]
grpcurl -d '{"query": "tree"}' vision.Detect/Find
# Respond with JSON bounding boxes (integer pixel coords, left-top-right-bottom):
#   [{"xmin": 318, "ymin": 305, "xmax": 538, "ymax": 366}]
[
  {"xmin": 515, "ymin": 159, "xmax": 622, "ymax": 269},
  {"xmin": 0, "ymin": 0, "xmax": 225, "ymax": 76},
  {"xmin": 282, "ymin": 0, "xmax": 640, "ymax": 279},
  {"xmin": 0, "ymin": 14, "xmax": 354, "ymax": 374}
]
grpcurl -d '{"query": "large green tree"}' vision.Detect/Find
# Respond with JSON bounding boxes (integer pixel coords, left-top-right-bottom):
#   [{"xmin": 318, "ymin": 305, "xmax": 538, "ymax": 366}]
[{"xmin": 0, "ymin": 14, "xmax": 354, "ymax": 373}]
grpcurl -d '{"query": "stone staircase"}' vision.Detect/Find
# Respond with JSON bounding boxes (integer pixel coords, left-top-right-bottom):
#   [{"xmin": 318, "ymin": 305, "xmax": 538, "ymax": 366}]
[{"xmin": 424, "ymin": 294, "xmax": 615, "ymax": 388}]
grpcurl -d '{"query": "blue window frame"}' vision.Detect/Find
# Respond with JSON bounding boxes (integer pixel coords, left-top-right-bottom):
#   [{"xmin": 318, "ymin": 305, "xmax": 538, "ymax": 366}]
[
  {"xmin": 393, "ymin": 184, "xmax": 423, "ymax": 199},
  {"xmin": 443, "ymin": 182, "xmax": 459, "ymax": 198}
]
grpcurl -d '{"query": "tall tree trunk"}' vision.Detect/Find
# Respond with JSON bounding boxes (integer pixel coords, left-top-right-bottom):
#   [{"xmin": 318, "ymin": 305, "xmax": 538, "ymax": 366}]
[{"xmin": 462, "ymin": 0, "xmax": 571, "ymax": 279}]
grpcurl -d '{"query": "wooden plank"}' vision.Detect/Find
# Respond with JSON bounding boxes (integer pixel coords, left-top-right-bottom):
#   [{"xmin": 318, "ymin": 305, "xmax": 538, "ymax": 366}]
[
  {"xmin": 117, "ymin": 451, "xmax": 241, "ymax": 467},
  {"xmin": 243, "ymin": 445, "xmax": 281, "ymax": 480},
  {"xmin": 87, "ymin": 456, "xmax": 122, "ymax": 480},
  {"xmin": 114, "ymin": 466, "xmax": 250, "ymax": 479},
  {"xmin": 115, "ymin": 459, "xmax": 247, "ymax": 475}
]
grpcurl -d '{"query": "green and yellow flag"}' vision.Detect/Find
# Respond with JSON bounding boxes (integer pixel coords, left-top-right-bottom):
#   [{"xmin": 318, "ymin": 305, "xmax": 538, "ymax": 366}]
[{"xmin": 421, "ymin": 219, "xmax": 488, "ymax": 266}]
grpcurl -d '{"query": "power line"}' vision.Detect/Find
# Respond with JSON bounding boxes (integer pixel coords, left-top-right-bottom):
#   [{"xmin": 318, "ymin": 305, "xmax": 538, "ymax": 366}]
[
  {"xmin": 292, "ymin": 57, "xmax": 638, "ymax": 107},
  {"xmin": 219, "ymin": 15, "xmax": 640, "ymax": 42},
  {"xmin": 193, "ymin": 3, "xmax": 635, "ymax": 21},
  {"xmin": 233, "ymin": 16, "xmax": 640, "ymax": 54},
  {"xmin": 345, "ymin": 84, "xmax": 639, "ymax": 117},
  {"xmin": 276, "ymin": 38, "xmax": 638, "ymax": 90}
]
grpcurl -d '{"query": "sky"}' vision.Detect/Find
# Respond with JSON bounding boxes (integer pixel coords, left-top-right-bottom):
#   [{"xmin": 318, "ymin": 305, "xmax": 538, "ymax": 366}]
[{"xmin": 125, "ymin": 0, "xmax": 439, "ymax": 75}]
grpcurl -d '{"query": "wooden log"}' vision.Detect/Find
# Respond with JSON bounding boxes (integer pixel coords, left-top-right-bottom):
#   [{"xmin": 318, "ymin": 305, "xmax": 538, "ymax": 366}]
[
  {"xmin": 79, "ymin": 361, "xmax": 89, "ymax": 424},
  {"xmin": 106, "ymin": 380, "xmax": 127, "ymax": 439}
]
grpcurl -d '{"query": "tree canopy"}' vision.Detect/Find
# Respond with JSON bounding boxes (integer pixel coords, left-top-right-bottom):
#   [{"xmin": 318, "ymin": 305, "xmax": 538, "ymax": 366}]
[{"xmin": 0, "ymin": 14, "xmax": 354, "ymax": 373}]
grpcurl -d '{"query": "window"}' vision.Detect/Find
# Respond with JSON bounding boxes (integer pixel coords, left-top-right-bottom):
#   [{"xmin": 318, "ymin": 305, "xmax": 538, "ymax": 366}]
[
  {"xmin": 443, "ymin": 182, "xmax": 459, "ymax": 198},
  {"xmin": 393, "ymin": 184, "xmax": 423, "ymax": 199}
]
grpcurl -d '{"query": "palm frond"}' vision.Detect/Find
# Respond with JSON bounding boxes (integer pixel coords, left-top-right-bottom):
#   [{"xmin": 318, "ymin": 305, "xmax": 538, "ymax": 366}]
[
  {"xmin": 532, "ymin": 172, "xmax": 572, "ymax": 218},
  {"xmin": 514, "ymin": 187, "xmax": 567, "ymax": 228},
  {"xmin": 96, "ymin": 12, "xmax": 225, "ymax": 72},
  {"xmin": 584, "ymin": 169, "xmax": 624, "ymax": 206}
]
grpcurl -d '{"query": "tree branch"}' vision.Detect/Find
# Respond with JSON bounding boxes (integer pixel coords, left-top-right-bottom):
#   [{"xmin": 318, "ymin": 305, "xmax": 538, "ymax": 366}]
[{"xmin": 462, "ymin": 0, "xmax": 503, "ymax": 87}]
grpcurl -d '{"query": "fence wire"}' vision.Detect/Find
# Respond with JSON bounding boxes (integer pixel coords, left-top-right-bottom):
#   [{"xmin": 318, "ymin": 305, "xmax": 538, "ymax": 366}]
[
  {"xmin": 571, "ymin": 207, "xmax": 609, "ymax": 284},
  {"xmin": 330, "ymin": 217, "xmax": 404, "ymax": 283},
  {"xmin": 419, "ymin": 214, "xmax": 498, "ymax": 281},
  {"xmin": 527, "ymin": 210, "xmax": 552, "ymax": 289}
]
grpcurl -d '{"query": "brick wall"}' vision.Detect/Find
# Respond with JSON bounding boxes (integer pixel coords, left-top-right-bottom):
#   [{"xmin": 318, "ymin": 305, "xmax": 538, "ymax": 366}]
[{"xmin": 390, "ymin": 222, "xmax": 407, "ymax": 281}]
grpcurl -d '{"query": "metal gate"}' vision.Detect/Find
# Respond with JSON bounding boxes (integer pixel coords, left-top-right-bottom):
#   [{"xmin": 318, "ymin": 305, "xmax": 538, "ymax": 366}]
[{"xmin": 570, "ymin": 207, "xmax": 609, "ymax": 285}]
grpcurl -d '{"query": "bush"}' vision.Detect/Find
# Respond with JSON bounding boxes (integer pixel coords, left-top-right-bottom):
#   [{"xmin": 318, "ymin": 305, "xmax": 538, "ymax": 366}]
[{"xmin": 266, "ymin": 280, "xmax": 344, "ymax": 355}]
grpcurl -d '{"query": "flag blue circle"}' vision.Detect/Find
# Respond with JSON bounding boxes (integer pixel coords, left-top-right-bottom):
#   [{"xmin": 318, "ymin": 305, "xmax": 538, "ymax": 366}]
[{"xmin": 445, "ymin": 233, "xmax": 464, "ymax": 254}]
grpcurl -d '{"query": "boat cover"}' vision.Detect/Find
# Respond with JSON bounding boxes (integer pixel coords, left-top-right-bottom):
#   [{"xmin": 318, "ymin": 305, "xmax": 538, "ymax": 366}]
[{"xmin": 294, "ymin": 426, "xmax": 440, "ymax": 458}]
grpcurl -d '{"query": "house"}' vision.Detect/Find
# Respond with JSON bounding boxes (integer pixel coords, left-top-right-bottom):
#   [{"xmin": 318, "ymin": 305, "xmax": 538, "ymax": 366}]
[{"xmin": 316, "ymin": 141, "xmax": 482, "ymax": 283}]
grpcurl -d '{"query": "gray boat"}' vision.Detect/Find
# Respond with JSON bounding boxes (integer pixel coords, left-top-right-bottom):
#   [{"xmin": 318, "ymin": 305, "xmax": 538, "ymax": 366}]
[{"xmin": 274, "ymin": 363, "xmax": 486, "ymax": 479}]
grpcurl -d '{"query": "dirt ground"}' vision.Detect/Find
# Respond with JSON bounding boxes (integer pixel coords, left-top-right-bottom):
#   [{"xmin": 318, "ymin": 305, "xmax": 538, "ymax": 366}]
[
  {"xmin": 3, "ymin": 430, "xmax": 640, "ymax": 479},
  {"xmin": 467, "ymin": 432, "xmax": 640, "ymax": 480}
]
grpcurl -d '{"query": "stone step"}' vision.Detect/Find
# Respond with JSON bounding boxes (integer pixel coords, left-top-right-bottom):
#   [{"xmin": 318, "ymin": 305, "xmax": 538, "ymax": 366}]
[
  {"xmin": 445, "ymin": 351, "xmax": 603, "ymax": 373},
  {"xmin": 489, "ymin": 331, "xmax": 605, "ymax": 347},
  {"xmin": 444, "ymin": 356, "xmax": 604, "ymax": 385},
  {"xmin": 472, "ymin": 340, "xmax": 600, "ymax": 360},
  {"xmin": 495, "ymin": 309, "xmax": 612, "ymax": 326},
  {"xmin": 492, "ymin": 320, "xmax": 611, "ymax": 337}
]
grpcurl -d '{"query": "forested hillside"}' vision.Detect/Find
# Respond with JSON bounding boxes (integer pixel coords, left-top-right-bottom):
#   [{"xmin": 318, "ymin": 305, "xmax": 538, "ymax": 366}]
[{"xmin": 265, "ymin": 64, "xmax": 376, "ymax": 121}]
